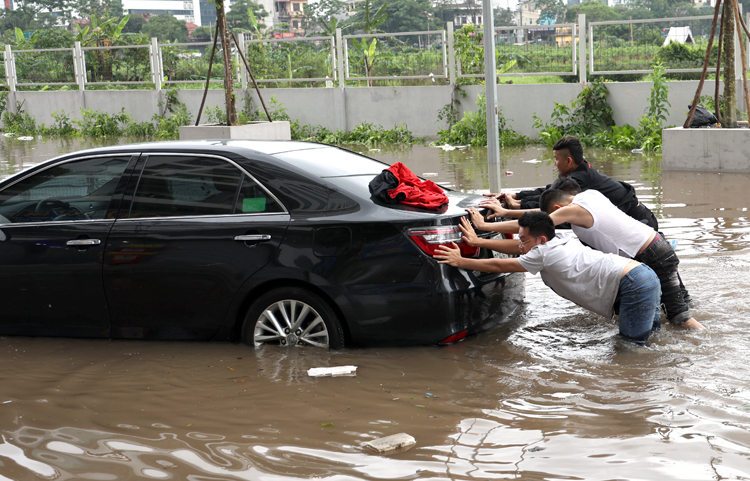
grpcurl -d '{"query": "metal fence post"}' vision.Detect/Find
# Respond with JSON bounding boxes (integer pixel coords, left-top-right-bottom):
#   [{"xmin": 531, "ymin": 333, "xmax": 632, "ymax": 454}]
[
  {"xmin": 336, "ymin": 28, "xmax": 345, "ymax": 88},
  {"xmin": 237, "ymin": 33, "xmax": 248, "ymax": 90},
  {"xmin": 578, "ymin": 13, "xmax": 587, "ymax": 86},
  {"xmin": 447, "ymin": 21, "xmax": 456, "ymax": 85},
  {"xmin": 74, "ymin": 41, "xmax": 85, "ymax": 91},
  {"xmin": 150, "ymin": 37, "xmax": 162, "ymax": 91},
  {"xmin": 4, "ymin": 45, "xmax": 15, "ymax": 92}
]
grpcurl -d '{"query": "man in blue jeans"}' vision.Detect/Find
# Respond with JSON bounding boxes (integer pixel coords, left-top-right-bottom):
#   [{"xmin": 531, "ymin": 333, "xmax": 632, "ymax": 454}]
[{"xmin": 434, "ymin": 211, "xmax": 662, "ymax": 345}]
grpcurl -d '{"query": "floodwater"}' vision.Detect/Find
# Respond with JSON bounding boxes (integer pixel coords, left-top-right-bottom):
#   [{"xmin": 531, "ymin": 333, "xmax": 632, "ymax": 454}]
[{"xmin": 1, "ymin": 137, "xmax": 749, "ymax": 480}]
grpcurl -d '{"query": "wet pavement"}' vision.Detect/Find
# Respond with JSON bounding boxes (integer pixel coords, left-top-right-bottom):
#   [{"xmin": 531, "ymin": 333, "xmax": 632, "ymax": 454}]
[{"xmin": 1, "ymin": 138, "xmax": 749, "ymax": 480}]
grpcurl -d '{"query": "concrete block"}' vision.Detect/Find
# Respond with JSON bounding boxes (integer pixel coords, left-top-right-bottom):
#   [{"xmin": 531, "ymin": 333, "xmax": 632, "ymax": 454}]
[
  {"xmin": 662, "ymin": 127, "xmax": 750, "ymax": 173},
  {"xmin": 365, "ymin": 433, "xmax": 416, "ymax": 454},
  {"xmin": 179, "ymin": 122, "xmax": 291, "ymax": 140}
]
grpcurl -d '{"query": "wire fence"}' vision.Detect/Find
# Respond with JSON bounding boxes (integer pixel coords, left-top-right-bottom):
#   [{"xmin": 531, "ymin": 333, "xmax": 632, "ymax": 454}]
[
  {"xmin": 1, "ymin": 14, "xmax": 747, "ymax": 91},
  {"xmin": 343, "ymin": 31, "xmax": 446, "ymax": 85},
  {"xmin": 82, "ymin": 44, "xmax": 152, "ymax": 85},
  {"xmin": 457, "ymin": 23, "xmax": 578, "ymax": 78},
  {"xmin": 243, "ymin": 35, "xmax": 336, "ymax": 87},
  {"xmin": 159, "ymin": 41, "xmax": 227, "ymax": 84},
  {"xmin": 13, "ymin": 47, "xmax": 76, "ymax": 87},
  {"xmin": 589, "ymin": 15, "xmax": 717, "ymax": 75}
]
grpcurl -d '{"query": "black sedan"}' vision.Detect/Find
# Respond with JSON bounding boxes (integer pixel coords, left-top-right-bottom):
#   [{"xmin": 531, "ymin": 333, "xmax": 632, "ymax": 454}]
[{"xmin": 0, "ymin": 141, "xmax": 523, "ymax": 348}]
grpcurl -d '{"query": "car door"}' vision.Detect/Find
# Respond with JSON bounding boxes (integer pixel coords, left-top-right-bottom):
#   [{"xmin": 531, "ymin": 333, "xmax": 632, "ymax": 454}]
[
  {"xmin": 103, "ymin": 153, "xmax": 291, "ymax": 340},
  {"xmin": 0, "ymin": 154, "xmax": 135, "ymax": 337}
]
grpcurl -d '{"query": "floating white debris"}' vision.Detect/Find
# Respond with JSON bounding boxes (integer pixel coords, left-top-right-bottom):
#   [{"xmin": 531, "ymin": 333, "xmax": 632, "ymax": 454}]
[
  {"xmin": 522, "ymin": 159, "xmax": 542, "ymax": 163},
  {"xmin": 422, "ymin": 172, "xmax": 438, "ymax": 177},
  {"xmin": 505, "ymin": 171, "xmax": 513, "ymax": 176},
  {"xmin": 365, "ymin": 433, "xmax": 416, "ymax": 454},
  {"xmin": 307, "ymin": 365, "xmax": 358, "ymax": 377},
  {"xmin": 3, "ymin": 133, "xmax": 15, "ymax": 137},
  {"xmin": 438, "ymin": 144, "xmax": 456, "ymax": 151},
  {"xmin": 17, "ymin": 136, "xmax": 34, "ymax": 141},
  {"xmin": 369, "ymin": 148, "xmax": 381, "ymax": 152}
]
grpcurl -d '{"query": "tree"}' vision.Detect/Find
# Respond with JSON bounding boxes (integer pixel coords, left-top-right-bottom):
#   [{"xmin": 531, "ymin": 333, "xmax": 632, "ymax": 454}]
[
  {"xmin": 0, "ymin": 0, "xmax": 70, "ymax": 32},
  {"xmin": 302, "ymin": 0, "xmax": 347, "ymax": 31},
  {"xmin": 494, "ymin": 7, "xmax": 514, "ymax": 27},
  {"xmin": 378, "ymin": 0, "xmax": 433, "ymax": 33},
  {"xmin": 565, "ymin": 0, "xmax": 619, "ymax": 23},
  {"xmin": 121, "ymin": 14, "xmax": 147, "ymax": 34},
  {"xmin": 226, "ymin": 0, "xmax": 268, "ymax": 31},
  {"xmin": 535, "ymin": 0, "xmax": 567, "ymax": 24},
  {"xmin": 71, "ymin": 0, "xmax": 124, "ymax": 19},
  {"xmin": 192, "ymin": 25, "xmax": 213, "ymax": 41},
  {"xmin": 141, "ymin": 14, "xmax": 189, "ymax": 42},
  {"xmin": 349, "ymin": 0, "xmax": 388, "ymax": 33}
]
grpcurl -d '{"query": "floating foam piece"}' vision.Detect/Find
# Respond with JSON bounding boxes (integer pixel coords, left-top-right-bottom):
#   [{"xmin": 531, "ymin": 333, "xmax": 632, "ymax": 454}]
[
  {"xmin": 307, "ymin": 365, "xmax": 358, "ymax": 377},
  {"xmin": 365, "ymin": 433, "xmax": 416, "ymax": 454}
]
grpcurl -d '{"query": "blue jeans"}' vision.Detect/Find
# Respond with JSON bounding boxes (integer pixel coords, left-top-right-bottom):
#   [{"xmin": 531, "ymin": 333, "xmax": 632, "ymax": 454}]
[
  {"xmin": 617, "ymin": 264, "xmax": 662, "ymax": 345},
  {"xmin": 634, "ymin": 235, "xmax": 692, "ymax": 325}
]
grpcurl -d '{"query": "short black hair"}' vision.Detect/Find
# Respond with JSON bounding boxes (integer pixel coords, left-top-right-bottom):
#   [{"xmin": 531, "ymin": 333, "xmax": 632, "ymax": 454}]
[
  {"xmin": 552, "ymin": 136, "xmax": 584, "ymax": 165},
  {"xmin": 549, "ymin": 176, "xmax": 581, "ymax": 195},
  {"xmin": 539, "ymin": 189, "xmax": 574, "ymax": 214},
  {"xmin": 518, "ymin": 211, "xmax": 556, "ymax": 240}
]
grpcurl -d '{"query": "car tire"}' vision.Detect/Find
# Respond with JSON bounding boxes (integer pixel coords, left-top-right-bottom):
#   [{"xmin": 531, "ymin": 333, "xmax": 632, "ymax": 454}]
[{"xmin": 241, "ymin": 288, "xmax": 345, "ymax": 349}]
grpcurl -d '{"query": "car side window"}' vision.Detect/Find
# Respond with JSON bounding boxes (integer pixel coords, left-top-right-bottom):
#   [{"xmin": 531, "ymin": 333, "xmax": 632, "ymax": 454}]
[
  {"xmin": 129, "ymin": 155, "xmax": 243, "ymax": 218},
  {"xmin": 236, "ymin": 175, "xmax": 284, "ymax": 214},
  {"xmin": 0, "ymin": 156, "xmax": 130, "ymax": 224}
]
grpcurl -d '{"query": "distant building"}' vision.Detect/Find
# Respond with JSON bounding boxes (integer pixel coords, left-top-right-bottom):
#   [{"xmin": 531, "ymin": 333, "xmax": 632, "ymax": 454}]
[
  {"xmin": 121, "ymin": 0, "xmax": 202, "ymax": 26},
  {"xmin": 452, "ymin": 0, "xmax": 483, "ymax": 28},
  {"xmin": 274, "ymin": 0, "xmax": 308, "ymax": 34},
  {"xmin": 514, "ymin": 1, "xmax": 541, "ymax": 27}
]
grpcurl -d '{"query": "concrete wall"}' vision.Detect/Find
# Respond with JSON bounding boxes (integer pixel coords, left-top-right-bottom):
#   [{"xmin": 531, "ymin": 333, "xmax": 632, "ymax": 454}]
[{"xmin": 6, "ymin": 80, "xmax": 740, "ymax": 139}]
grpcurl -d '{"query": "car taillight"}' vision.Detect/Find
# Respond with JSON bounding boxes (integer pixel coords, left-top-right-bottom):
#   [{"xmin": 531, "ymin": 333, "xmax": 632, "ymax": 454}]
[
  {"xmin": 408, "ymin": 226, "xmax": 480, "ymax": 257},
  {"xmin": 439, "ymin": 329, "xmax": 468, "ymax": 345}
]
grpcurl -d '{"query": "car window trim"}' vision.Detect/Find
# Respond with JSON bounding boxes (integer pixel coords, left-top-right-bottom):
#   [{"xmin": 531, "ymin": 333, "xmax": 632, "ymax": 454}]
[
  {"xmin": 0, "ymin": 153, "xmax": 141, "ymax": 193},
  {"xmin": 115, "ymin": 212, "xmax": 291, "ymax": 223},
  {"xmin": 128, "ymin": 152, "xmax": 289, "ymax": 218}
]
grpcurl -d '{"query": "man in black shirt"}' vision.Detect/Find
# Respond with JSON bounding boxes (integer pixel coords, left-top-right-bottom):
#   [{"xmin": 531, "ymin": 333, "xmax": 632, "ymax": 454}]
[{"xmin": 495, "ymin": 136, "xmax": 659, "ymax": 230}]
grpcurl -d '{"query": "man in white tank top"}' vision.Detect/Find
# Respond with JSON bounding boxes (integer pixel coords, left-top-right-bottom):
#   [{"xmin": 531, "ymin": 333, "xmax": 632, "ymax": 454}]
[
  {"xmin": 464, "ymin": 189, "xmax": 704, "ymax": 330},
  {"xmin": 434, "ymin": 212, "xmax": 662, "ymax": 345}
]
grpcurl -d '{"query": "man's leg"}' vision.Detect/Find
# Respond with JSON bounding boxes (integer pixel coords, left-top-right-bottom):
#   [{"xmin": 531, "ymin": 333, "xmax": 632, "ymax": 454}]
[
  {"xmin": 635, "ymin": 237, "xmax": 692, "ymax": 325},
  {"xmin": 617, "ymin": 264, "xmax": 662, "ymax": 345}
]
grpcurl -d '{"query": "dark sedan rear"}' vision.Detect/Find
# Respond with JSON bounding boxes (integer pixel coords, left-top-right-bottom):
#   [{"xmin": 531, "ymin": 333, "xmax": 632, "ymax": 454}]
[{"xmin": 0, "ymin": 140, "xmax": 523, "ymax": 347}]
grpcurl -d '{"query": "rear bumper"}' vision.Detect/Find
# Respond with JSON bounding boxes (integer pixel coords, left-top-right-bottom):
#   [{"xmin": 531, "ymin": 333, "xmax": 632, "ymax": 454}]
[{"xmin": 330, "ymin": 267, "xmax": 525, "ymax": 346}]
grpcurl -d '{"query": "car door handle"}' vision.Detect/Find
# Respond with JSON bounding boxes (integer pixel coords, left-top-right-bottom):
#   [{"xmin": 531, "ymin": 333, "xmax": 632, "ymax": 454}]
[
  {"xmin": 66, "ymin": 239, "xmax": 102, "ymax": 246},
  {"xmin": 234, "ymin": 234, "xmax": 272, "ymax": 242}
]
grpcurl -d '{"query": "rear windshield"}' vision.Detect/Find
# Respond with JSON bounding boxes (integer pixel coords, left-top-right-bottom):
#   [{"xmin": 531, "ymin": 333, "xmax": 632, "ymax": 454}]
[{"xmin": 273, "ymin": 147, "xmax": 389, "ymax": 178}]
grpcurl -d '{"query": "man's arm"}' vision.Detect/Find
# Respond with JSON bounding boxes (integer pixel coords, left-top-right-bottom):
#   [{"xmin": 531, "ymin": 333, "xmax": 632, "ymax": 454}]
[
  {"xmin": 465, "ymin": 209, "xmax": 520, "ymax": 236},
  {"xmin": 434, "ymin": 243, "xmax": 527, "ymax": 273},
  {"xmin": 476, "ymin": 199, "xmax": 538, "ymax": 220},
  {"xmin": 459, "ymin": 216, "xmax": 522, "ymax": 254},
  {"xmin": 548, "ymin": 204, "xmax": 594, "ymax": 229}
]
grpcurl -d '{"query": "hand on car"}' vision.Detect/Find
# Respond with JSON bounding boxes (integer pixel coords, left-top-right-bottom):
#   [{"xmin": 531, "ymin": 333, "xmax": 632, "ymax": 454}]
[
  {"xmin": 501, "ymin": 194, "xmax": 522, "ymax": 210},
  {"xmin": 465, "ymin": 207, "xmax": 486, "ymax": 230},
  {"xmin": 434, "ymin": 242, "xmax": 462, "ymax": 266},
  {"xmin": 459, "ymin": 216, "xmax": 480, "ymax": 246},
  {"xmin": 478, "ymin": 198, "xmax": 509, "ymax": 219}
]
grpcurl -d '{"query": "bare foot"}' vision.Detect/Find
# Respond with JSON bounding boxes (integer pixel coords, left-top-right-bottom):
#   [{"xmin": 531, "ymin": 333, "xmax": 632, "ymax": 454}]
[{"xmin": 681, "ymin": 318, "xmax": 705, "ymax": 330}]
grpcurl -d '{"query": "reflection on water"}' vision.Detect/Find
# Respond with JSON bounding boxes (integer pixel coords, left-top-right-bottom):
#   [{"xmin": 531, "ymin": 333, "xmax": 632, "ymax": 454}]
[{"xmin": 1, "ymin": 139, "xmax": 749, "ymax": 480}]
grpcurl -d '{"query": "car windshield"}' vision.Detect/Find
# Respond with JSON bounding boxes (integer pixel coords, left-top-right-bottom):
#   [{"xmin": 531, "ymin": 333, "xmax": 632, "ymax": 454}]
[{"xmin": 273, "ymin": 148, "xmax": 388, "ymax": 178}]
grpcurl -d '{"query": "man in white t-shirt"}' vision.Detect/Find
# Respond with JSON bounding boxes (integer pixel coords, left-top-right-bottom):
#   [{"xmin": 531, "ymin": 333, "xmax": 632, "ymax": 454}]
[
  {"xmin": 434, "ymin": 211, "xmax": 663, "ymax": 345},
  {"xmin": 463, "ymin": 185, "xmax": 704, "ymax": 330}
]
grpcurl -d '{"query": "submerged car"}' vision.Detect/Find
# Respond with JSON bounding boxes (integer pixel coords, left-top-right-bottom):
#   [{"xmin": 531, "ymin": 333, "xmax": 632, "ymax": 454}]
[{"xmin": 0, "ymin": 140, "xmax": 523, "ymax": 348}]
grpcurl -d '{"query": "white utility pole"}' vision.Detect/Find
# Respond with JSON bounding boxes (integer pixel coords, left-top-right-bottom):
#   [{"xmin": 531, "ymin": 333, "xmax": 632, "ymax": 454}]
[{"xmin": 483, "ymin": 0, "xmax": 501, "ymax": 193}]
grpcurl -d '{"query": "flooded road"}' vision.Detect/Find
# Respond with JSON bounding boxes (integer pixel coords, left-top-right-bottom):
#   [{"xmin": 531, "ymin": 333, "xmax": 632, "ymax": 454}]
[{"xmin": 1, "ymin": 138, "xmax": 749, "ymax": 480}]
